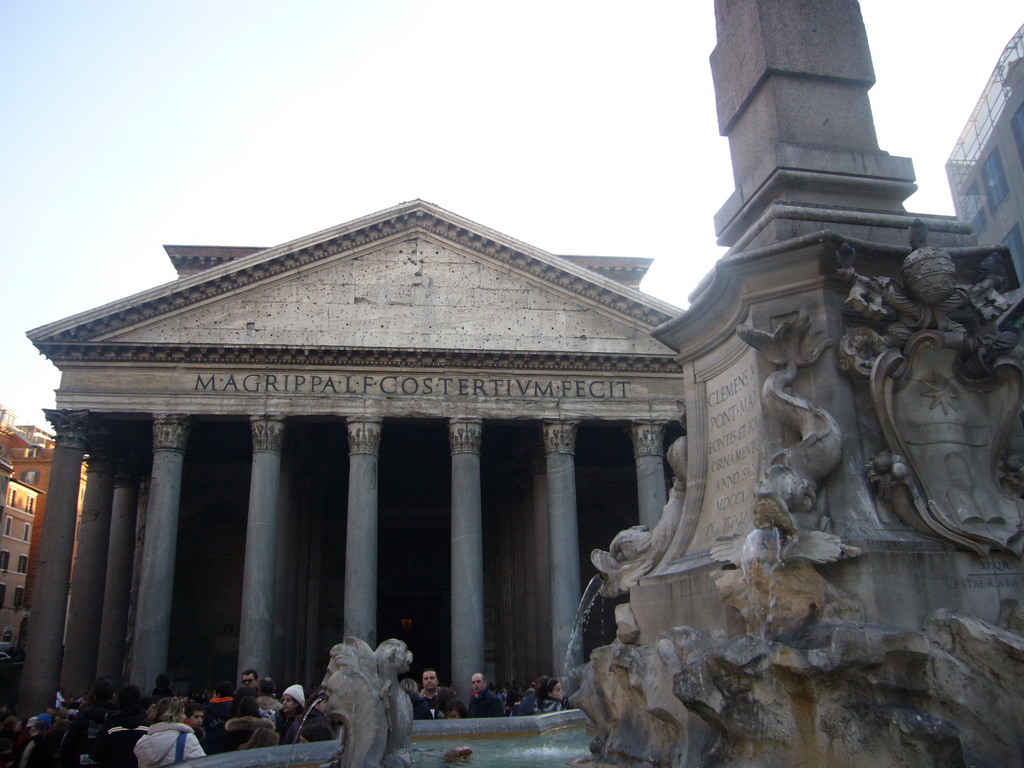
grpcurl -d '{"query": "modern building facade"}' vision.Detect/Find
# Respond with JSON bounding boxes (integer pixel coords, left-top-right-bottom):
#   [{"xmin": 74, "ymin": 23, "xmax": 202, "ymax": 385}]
[
  {"xmin": 22, "ymin": 200, "xmax": 685, "ymax": 711},
  {"xmin": 947, "ymin": 22, "xmax": 1024, "ymax": 275}
]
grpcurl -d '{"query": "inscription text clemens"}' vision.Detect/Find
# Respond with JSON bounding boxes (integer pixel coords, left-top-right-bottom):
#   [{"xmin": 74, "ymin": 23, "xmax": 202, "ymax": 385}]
[{"xmin": 689, "ymin": 357, "xmax": 762, "ymax": 553}]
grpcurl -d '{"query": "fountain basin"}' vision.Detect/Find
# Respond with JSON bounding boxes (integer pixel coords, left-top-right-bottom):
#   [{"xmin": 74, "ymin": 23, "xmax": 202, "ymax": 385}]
[{"xmin": 178, "ymin": 710, "xmax": 591, "ymax": 768}]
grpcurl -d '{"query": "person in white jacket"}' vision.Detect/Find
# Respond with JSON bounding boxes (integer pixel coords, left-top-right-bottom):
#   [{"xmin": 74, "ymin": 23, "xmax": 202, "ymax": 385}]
[{"xmin": 133, "ymin": 697, "xmax": 206, "ymax": 768}]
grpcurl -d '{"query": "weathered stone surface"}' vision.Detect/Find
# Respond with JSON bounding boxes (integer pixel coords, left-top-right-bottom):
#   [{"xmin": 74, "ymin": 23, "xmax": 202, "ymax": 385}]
[
  {"xmin": 583, "ymin": 609, "xmax": 1024, "ymax": 767},
  {"xmin": 109, "ymin": 240, "xmax": 673, "ymax": 355},
  {"xmin": 575, "ymin": 640, "xmax": 691, "ymax": 767}
]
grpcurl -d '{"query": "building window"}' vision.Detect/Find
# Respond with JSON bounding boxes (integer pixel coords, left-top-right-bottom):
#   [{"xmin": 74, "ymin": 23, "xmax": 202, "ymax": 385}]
[
  {"xmin": 0, "ymin": 585, "xmax": 6, "ymax": 608},
  {"xmin": 3, "ymin": 518, "xmax": 9, "ymax": 537},
  {"xmin": 22, "ymin": 523, "xmax": 30, "ymax": 542},
  {"xmin": 24, "ymin": 448, "xmax": 38, "ymax": 458},
  {"xmin": 965, "ymin": 182, "xmax": 988, "ymax": 233},
  {"xmin": 26, "ymin": 498, "xmax": 33, "ymax": 515},
  {"xmin": 19, "ymin": 471, "xmax": 38, "ymax": 485},
  {"xmin": 1013, "ymin": 104, "xmax": 1024, "ymax": 170},
  {"xmin": 1006, "ymin": 224, "xmax": 1024, "ymax": 280},
  {"xmin": 0, "ymin": 551, "xmax": 8, "ymax": 572},
  {"xmin": 16, "ymin": 555, "xmax": 26, "ymax": 574},
  {"xmin": 982, "ymin": 148, "xmax": 1010, "ymax": 212},
  {"xmin": 13, "ymin": 587, "xmax": 23, "ymax": 609}
]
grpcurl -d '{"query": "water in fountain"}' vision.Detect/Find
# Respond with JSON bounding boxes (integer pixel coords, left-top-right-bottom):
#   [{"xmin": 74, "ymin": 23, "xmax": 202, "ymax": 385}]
[
  {"xmin": 740, "ymin": 526, "xmax": 782, "ymax": 642},
  {"xmin": 283, "ymin": 690, "xmax": 328, "ymax": 768},
  {"xmin": 562, "ymin": 574, "xmax": 605, "ymax": 687}
]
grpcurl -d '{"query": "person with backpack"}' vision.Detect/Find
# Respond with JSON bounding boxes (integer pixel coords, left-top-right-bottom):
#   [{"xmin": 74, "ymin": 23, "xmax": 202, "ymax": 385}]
[
  {"xmin": 89, "ymin": 686, "xmax": 148, "ymax": 768},
  {"xmin": 59, "ymin": 678, "xmax": 118, "ymax": 768},
  {"xmin": 132, "ymin": 699, "xmax": 203, "ymax": 768}
]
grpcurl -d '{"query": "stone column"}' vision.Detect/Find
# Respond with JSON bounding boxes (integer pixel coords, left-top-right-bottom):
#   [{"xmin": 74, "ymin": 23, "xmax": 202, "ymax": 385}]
[
  {"xmin": 631, "ymin": 420, "xmax": 669, "ymax": 530},
  {"xmin": 542, "ymin": 419, "xmax": 581, "ymax": 680},
  {"xmin": 62, "ymin": 438, "xmax": 116, "ymax": 695},
  {"xmin": 343, "ymin": 418, "xmax": 382, "ymax": 646},
  {"xmin": 19, "ymin": 409, "xmax": 89, "ymax": 715},
  {"xmin": 122, "ymin": 478, "xmax": 150, "ymax": 685},
  {"xmin": 238, "ymin": 415, "xmax": 286, "ymax": 682},
  {"xmin": 96, "ymin": 461, "xmax": 141, "ymax": 686},
  {"xmin": 449, "ymin": 418, "xmax": 483, "ymax": 694},
  {"xmin": 271, "ymin": 450, "xmax": 295, "ymax": 682},
  {"xmin": 129, "ymin": 414, "xmax": 189, "ymax": 688},
  {"xmin": 530, "ymin": 459, "xmax": 552, "ymax": 677}
]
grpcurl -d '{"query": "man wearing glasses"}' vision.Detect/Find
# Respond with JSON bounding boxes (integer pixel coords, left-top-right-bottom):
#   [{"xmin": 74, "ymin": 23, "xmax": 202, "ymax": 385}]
[{"xmin": 240, "ymin": 669, "xmax": 259, "ymax": 690}]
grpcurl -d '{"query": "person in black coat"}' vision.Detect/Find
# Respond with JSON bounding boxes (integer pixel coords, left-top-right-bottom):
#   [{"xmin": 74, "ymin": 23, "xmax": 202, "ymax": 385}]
[
  {"xmin": 59, "ymin": 678, "xmax": 118, "ymax": 768},
  {"xmin": 399, "ymin": 679, "xmax": 433, "ymax": 721},
  {"xmin": 467, "ymin": 673, "xmax": 504, "ymax": 718},
  {"xmin": 89, "ymin": 686, "xmax": 149, "ymax": 768},
  {"xmin": 202, "ymin": 681, "xmax": 235, "ymax": 755}
]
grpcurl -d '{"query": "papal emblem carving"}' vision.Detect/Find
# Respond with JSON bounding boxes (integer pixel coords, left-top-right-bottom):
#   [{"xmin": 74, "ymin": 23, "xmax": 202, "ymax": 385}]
[
  {"xmin": 871, "ymin": 331, "xmax": 1024, "ymax": 555},
  {"xmin": 838, "ymin": 221, "xmax": 1024, "ymax": 556}
]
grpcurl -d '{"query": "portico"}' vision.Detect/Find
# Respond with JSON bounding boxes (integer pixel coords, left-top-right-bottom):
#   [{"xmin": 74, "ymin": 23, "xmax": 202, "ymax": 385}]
[{"xmin": 23, "ymin": 201, "xmax": 683, "ymax": 712}]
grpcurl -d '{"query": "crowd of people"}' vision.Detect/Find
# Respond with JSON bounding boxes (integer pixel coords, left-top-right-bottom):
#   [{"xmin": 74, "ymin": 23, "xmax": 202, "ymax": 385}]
[
  {"xmin": 0, "ymin": 670, "xmax": 336, "ymax": 768},
  {"xmin": 408, "ymin": 668, "xmax": 570, "ymax": 720},
  {"xmin": 0, "ymin": 664, "xmax": 571, "ymax": 767}
]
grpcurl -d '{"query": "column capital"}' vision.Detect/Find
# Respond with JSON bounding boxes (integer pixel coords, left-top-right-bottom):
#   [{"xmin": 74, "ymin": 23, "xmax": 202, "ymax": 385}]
[
  {"xmin": 630, "ymin": 419, "xmax": 669, "ymax": 458},
  {"xmin": 152, "ymin": 414, "xmax": 190, "ymax": 452},
  {"xmin": 113, "ymin": 455, "xmax": 146, "ymax": 488},
  {"xmin": 85, "ymin": 432, "xmax": 116, "ymax": 466},
  {"xmin": 542, "ymin": 420, "xmax": 579, "ymax": 456},
  {"xmin": 44, "ymin": 409, "xmax": 90, "ymax": 451},
  {"xmin": 346, "ymin": 418, "xmax": 383, "ymax": 455},
  {"xmin": 449, "ymin": 418, "xmax": 483, "ymax": 455},
  {"xmin": 250, "ymin": 415, "xmax": 286, "ymax": 453}
]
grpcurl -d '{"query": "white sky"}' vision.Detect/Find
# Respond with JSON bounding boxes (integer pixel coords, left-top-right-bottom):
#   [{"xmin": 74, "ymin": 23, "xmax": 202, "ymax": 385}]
[{"xmin": 1, "ymin": 1, "xmax": 1021, "ymax": 426}]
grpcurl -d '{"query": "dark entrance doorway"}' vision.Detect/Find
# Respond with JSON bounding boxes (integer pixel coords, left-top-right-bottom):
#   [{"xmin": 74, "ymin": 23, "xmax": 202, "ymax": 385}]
[{"xmin": 376, "ymin": 421, "xmax": 452, "ymax": 681}]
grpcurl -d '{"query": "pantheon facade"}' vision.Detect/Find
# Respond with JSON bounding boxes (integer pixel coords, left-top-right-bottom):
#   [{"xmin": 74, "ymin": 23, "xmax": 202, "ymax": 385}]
[{"xmin": 23, "ymin": 200, "xmax": 685, "ymax": 710}]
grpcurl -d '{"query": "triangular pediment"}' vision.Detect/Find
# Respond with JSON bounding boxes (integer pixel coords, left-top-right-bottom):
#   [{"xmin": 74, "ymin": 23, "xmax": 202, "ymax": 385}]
[{"xmin": 29, "ymin": 200, "xmax": 682, "ymax": 363}]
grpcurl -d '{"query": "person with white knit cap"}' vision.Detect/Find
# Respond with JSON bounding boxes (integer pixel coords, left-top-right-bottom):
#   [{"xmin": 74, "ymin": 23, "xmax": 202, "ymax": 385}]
[{"xmin": 276, "ymin": 684, "xmax": 306, "ymax": 744}]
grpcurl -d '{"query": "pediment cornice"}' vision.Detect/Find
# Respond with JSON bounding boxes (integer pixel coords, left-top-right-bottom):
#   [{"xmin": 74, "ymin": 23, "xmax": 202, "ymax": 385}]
[
  {"xmin": 34, "ymin": 341, "xmax": 685, "ymax": 374},
  {"xmin": 29, "ymin": 200, "xmax": 681, "ymax": 346}
]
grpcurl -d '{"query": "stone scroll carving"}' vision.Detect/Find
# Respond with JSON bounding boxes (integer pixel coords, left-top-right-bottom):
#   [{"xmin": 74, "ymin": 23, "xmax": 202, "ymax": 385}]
[{"xmin": 838, "ymin": 221, "xmax": 1024, "ymax": 556}]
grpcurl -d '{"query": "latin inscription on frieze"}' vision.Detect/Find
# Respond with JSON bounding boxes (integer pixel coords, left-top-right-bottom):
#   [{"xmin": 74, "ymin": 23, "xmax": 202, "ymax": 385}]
[
  {"xmin": 688, "ymin": 355, "xmax": 762, "ymax": 553},
  {"xmin": 192, "ymin": 372, "xmax": 632, "ymax": 399}
]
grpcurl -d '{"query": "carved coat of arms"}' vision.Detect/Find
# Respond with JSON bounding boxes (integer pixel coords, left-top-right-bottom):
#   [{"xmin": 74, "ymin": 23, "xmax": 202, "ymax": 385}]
[
  {"xmin": 871, "ymin": 331, "xmax": 1024, "ymax": 555},
  {"xmin": 838, "ymin": 222, "xmax": 1024, "ymax": 556}
]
